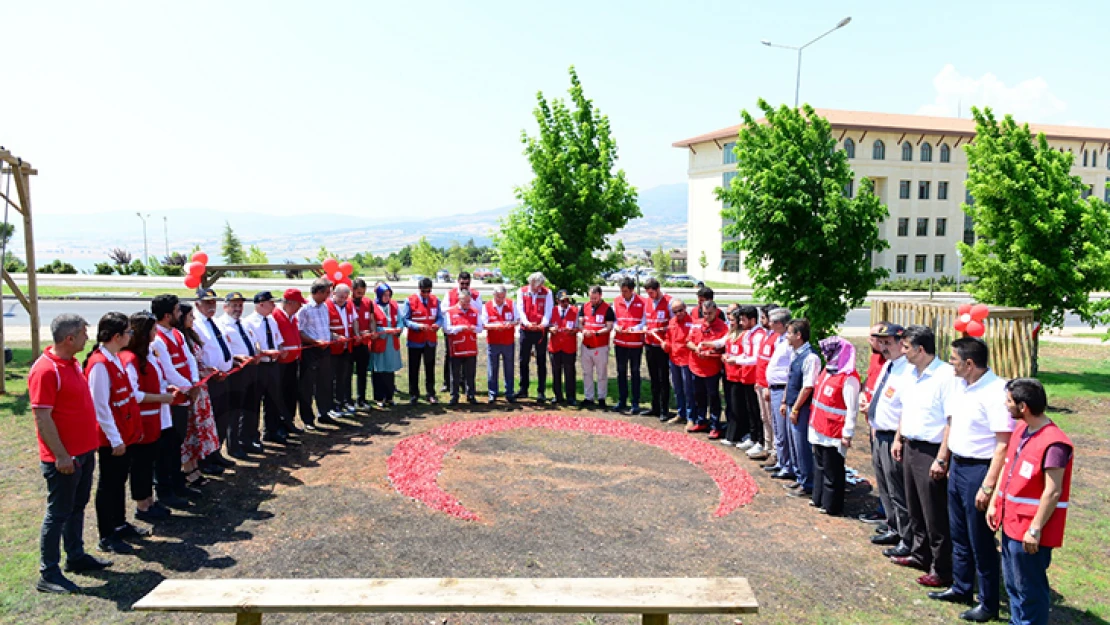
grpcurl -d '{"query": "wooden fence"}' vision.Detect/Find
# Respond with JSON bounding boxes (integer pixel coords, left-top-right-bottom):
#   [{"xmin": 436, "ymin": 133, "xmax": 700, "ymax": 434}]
[{"xmin": 870, "ymin": 300, "xmax": 1036, "ymax": 379}]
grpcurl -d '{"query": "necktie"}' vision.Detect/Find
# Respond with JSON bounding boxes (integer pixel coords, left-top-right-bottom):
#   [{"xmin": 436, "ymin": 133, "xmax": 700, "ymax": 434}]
[
  {"xmin": 235, "ymin": 320, "xmax": 256, "ymax": 357},
  {"xmin": 265, "ymin": 318, "xmax": 275, "ymax": 349},
  {"xmin": 868, "ymin": 362, "xmax": 894, "ymax": 423},
  {"xmin": 208, "ymin": 317, "xmax": 232, "ymax": 362}
]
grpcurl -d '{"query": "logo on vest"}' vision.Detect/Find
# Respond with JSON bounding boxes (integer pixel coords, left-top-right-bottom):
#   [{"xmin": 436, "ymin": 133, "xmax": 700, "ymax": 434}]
[
  {"xmin": 824, "ymin": 385, "xmax": 835, "ymax": 397},
  {"xmin": 1019, "ymin": 460, "xmax": 1035, "ymax": 479}
]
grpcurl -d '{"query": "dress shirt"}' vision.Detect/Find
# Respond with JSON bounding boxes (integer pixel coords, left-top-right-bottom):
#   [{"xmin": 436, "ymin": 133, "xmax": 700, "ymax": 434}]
[
  {"xmin": 789, "ymin": 344, "xmax": 821, "ymax": 387},
  {"xmin": 296, "ymin": 300, "xmax": 333, "ymax": 342},
  {"xmin": 870, "ymin": 356, "xmax": 909, "ymax": 431},
  {"xmin": 809, "ymin": 375, "xmax": 861, "ymax": 454},
  {"xmin": 88, "ymin": 346, "xmax": 129, "ymax": 448},
  {"xmin": 946, "ymin": 369, "xmax": 1015, "ymax": 459},
  {"xmin": 444, "ymin": 307, "xmax": 484, "ymax": 335},
  {"xmin": 243, "ymin": 311, "xmax": 284, "ymax": 361},
  {"xmin": 126, "ymin": 354, "xmax": 172, "ymax": 429},
  {"xmin": 514, "ymin": 287, "xmax": 554, "ymax": 328},
  {"xmin": 152, "ymin": 325, "xmax": 197, "ymax": 389},
  {"xmin": 765, "ymin": 333, "xmax": 792, "ymax": 385},
  {"xmin": 195, "ymin": 313, "xmax": 235, "ymax": 372},
  {"xmin": 400, "ymin": 297, "xmax": 446, "ymax": 332},
  {"xmin": 218, "ymin": 313, "xmax": 258, "ymax": 357},
  {"xmin": 895, "ymin": 356, "xmax": 955, "ymax": 444}
]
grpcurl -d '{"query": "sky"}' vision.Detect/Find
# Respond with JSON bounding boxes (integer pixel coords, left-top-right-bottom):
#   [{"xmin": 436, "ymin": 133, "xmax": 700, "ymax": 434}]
[{"xmin": 2, "ymin": 0, "xmax": 1108, "ymax": 221}]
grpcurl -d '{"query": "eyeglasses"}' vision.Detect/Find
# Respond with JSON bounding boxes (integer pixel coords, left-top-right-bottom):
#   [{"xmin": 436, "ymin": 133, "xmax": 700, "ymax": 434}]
[{"xmin": 420, "ymin": 288, "xmax": 432, "ymax": 293}]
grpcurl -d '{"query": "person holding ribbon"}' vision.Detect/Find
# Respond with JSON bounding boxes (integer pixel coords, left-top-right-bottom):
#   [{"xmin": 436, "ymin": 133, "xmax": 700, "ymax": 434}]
[
  {"xmin": 192, "ymin": 288, "xmax": 237, "ymax": 468},
  {"xmin": 370, "ymin": 282, "xmax": 404, "ymax": 408},
  {"xmin": 218, "ymin": 292, "xmax": 262, "ymax": 460},
  {"xmin": 443, "ymin": 287, "xmax": 482, "ymax": 405},
  {"xmin": 174, "ymin": 303, "xmax": 221, "ymax": 480},
  {"xmin": 244, "ymin": 291, "xmax": 288, "ymax": 445}
]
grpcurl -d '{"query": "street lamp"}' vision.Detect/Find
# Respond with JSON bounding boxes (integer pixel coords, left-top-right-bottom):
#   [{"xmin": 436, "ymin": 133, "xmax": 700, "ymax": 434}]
[
  {"xmin": 761, "ymin": 16, "xmax": 852, "ymax": 108},
  {"xmin": 163, "ymin": 216, "xmax": 169, "ymax": 257},
  {"xmin": 136, "ymin": 212, "xmax": 150, "ymax": 267}
]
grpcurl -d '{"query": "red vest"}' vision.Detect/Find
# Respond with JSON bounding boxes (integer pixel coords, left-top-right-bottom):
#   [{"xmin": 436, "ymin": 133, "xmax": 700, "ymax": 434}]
[
  {"xmin": 644, "ymin": 294, "xmax": 671, "ymax": 346},
  {"xmin": 724, "ymin": 335, "xmax": 744, "ymax": 382},
  {"xmin": 352, "ymin": 297, "xmax": 376, "ymax": 344},
  {"xmin": 740, "ymin": 327, "xmax": 765, "ymax": 385},
  {"xmin": 119, "ymin": 351, "xmax": 163, "ymax": 444},
  {"xmin": 483, "ymin": 299, "xmax": 516, "ymax": 346},
  {"xmin": 548, "ymin": 305, "xmax": 579, "ymax": 354},
  {"xmin": 665, "ymin": 314, "xmax": 694, "ymax": 367},
  {"xmin": 998, "ymin": 421, "xmax": 1074, "ymax": 548},
  {"xmin": 85, "ymin": 349, "xmax": 142, "ymax": 448},
  {"xmin": 446, "ymin": 305, "xmax": 479, "ymax": 358},
  {"xmin": 371, "ymin": 300, "xmax": 401, "ymax": 353},
  {"xmin": 326, "ymin": 299, "xmax": 354, "ymax": 355},
  {"xmin": 811, "ymin": 369, "xmax": 860, "ymax": 440},
  {"xmin": 273, "ymin": 308, "xmax": 301, "ymax": 363},
  {"xmin": 613, "ymin": 296, "xmax": 647, "ymax": 348},
  {"xmin": 755, "ymin": 330, "xmax": 778, "ymax": 387},
  {"xmin": 406, "ymin": 294, "xmax": 440, "ymax": 344},
  {"xmin": 581, "ymin": 301, "xmax": 612, "ymax": 349},
  {"xmin": 159, "ymin": 327, "xmax": 191, "ymax": 380},
  {"xmin": 520, "ymin": 286, "xmax": 550, "ymax": 327},
  {"xmin": 688, "ymin": 317, "xmax": 728, "ymax": 378},
  {"xmin": 447, "ymin": 287, "xmax": 479, "ymax": 307}
]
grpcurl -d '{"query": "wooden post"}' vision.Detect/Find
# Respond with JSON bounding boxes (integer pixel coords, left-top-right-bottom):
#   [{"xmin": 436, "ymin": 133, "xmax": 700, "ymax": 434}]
[
  {"xmin": 643, "ymin": 614, "xmax": 669, "ymax": 625},
  {"xmin": 10, "ymin": 163, "xmax": 40, "ymax": 357},
  {"xmin": 235, "ymin": 614, "xmax": 262, "ymax": 625}
]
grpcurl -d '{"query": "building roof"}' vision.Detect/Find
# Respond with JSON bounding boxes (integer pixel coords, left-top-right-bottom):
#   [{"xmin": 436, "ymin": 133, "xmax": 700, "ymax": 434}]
[{"xmin": 671, "ymin": 109, "xmax": 1110, "ymax": 148}]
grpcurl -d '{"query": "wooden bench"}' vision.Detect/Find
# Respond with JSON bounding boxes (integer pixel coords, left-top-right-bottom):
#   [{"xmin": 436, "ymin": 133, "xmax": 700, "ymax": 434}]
[{"xmin": 132, "ymin": 577, "xmax": 758, "ymax": 624}]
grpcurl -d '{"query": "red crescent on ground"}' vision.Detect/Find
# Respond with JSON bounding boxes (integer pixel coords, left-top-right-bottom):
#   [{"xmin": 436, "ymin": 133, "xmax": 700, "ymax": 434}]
[{"xmin": 387, "ymin": 414, "xmax": 759, "ymax": 521}]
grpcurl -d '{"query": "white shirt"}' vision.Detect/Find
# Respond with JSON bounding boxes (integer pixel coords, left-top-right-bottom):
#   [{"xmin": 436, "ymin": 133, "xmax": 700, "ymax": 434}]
[
  {"xmin": 765, "ymin": 334, "xmax": 792, "ymax": 385},
  {"xmin": 515, "ymin": 286, "xmax": 554, "ymax": 328},
  {"xmin": 616, "ymin": 296, "xmax": 648, "ymax": 330},
  {"xmin": 88, "ymin": 346, "xmax": 132, "ymax": 448},
  {"xmin": 152, "ymin": 325, "xmax": 197, "ymax": 389},
  {"xmin": 946, "ymin": 369, "xmax": 1015, "ymax": 459},
  {"xmin": 479, "ymin": 299, "xmax": 518, "ymax": 330},
  {"xmin": 243, "ymin": 311, "xmax": 284, "ymax": 361},
  {"xmin": 218, "ymin": 313, "xmax": 257, "ymax": 357},
  {"xmin": 895, "ymin": 356, "xmax": 955, "ymax": 444},
  {"xmin": 195, "ymin": 313, "xmax": 234, "ymax": 372},
  {"xmin": 809, "ymin": 374, "xmax": 861, "ymax": 455},
  {"xmin": 870, "ymin": 356, "xmax": 908, "ymax": 431},
  {"xmin": 789, "ymin": 345, "xmax": 820, "ymax": 388},
  {"xmin": 126, "ymin": 353, "xmax": 172, "ymax": 430}
]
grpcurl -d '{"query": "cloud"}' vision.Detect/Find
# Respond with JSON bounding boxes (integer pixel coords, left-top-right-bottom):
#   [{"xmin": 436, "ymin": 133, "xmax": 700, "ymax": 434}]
[{"xmin": 917, "ymin": 64, "xmax": 1068, "ymax": 122}]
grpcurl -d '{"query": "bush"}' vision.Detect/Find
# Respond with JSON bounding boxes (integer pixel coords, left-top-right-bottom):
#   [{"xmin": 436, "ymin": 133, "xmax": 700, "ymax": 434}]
[
  {"xmin": 664, "ymin": 280, "xmax": 695, "ymax": 288},
  {"xmin": 37, "ymin": 259, "xmax": 78, "ymax": 274},
  {"xmin": 483, "ymin": 275, "xmax": 505, "ymax": 284},
  {"xmin": 3, "ymin": 252, "xmax": 27, "ymax": 273},
  {"xmin": 874, "ymin": 276, "xmax": 968, "ymax": 292},
  {"xmin": 94, "ymin": 262, "xmax": 115, "ymax": 275}
]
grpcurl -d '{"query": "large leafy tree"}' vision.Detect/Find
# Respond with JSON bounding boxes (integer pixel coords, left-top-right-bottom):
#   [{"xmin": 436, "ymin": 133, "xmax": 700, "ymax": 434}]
[
  {"xmin": 717, "ymin": 100, "xmax": 889, "ymax": 339},
  {"xmin": 960, "ymin": 107, "xmax": 1110, "ymax": 333},
  {"xmin": 411, "ymin": 236, "xmax": 444, "ymax": 278},
  {"xmin": 496, "ymin": 66, "xmax": 640, "ymax": 295}
]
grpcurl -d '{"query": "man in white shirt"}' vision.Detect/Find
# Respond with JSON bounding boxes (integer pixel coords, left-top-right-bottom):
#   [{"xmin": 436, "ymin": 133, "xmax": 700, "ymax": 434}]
[
  {"xmin": 890, "ymin": 325, "xmax": 956, "ymax": 588},
  {"xmin": 479, "ymin": 284, "xmax": 518, "ymax": 403},
  {"xmin": 296, "ymin": 279, "xmax": 338, "ymax": 428},
  {"xmin": 192, "ymin": 288, "xmax": 236, "ymax": 467},
  {"xmin": 243, "ymin": 291, "xmax": 288, "ymax": 446},
  {"xmin": 927, "ymin": 337, "xmax": 1014, "ymax": 621},
  {"xmin": 763, "ymin": 307, "xmax": 795, "ymax": 477},
  {"xmin": 217, "ymin": 292, "xmax": 260, "ymax": 460},
  {"xmin": 149, "ymin": 294, "xmax": 198, "ymax": 505},
  {"xmin": 865, "ymin": 322, "xmax": 913, "ymax": 554}
]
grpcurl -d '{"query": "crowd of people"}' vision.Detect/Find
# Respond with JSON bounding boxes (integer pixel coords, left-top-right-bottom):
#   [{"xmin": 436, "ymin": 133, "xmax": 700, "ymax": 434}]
[{"xmin": 28, "ymin": 271, "xmax": 1074, "ymax": 624}]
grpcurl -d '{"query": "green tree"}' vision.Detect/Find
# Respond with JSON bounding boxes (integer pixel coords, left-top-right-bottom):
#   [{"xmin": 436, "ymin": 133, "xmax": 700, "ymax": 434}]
[
  {"xmin": 1, "ymin": 223, "xmax": 14, "ymax": 249},
  {"xmin": 605, "ymin": 239, "xmax": 627, "ymax": 273},
  {"xmin": 244, "ymin": 245, "xmax": 270, "ymax": 278},
  {"xmin": 446, "ymin": 242, "xmax": 468, "ymax": 275},
  {"xmin": 698, "ymin": 250, "xmax": 708, "ymax": 276},
  {"xmin": 384, "ymin": 257, "xmax": 403, "ymax": 281},
  {"xmin": 651, "ymin": 245, "xmax": 672, "ymax": 278},
  {"xmin": 717, "ymin": 100, "xmax": 889, "ymax": 339},
  {"xmin": 411, "ymin": 236, "xmax": 444, "ymax": 278},
  {"xmin": 221, "ymin": 222, "xmax": 245, "ymax": 267},
  {"xmin": 495, "ymin": 66, "xmax": 640, "ymax": 295},
  {"xmin": 960, "ymin": 107, "xmax": 1110, "ymax": 336},
  {"xmin": 3, "ymin": 251, "xmax": 27, "ymax": 273}
]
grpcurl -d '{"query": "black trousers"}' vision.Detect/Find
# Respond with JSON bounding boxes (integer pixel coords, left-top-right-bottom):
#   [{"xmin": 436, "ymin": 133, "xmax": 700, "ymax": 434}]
[
  {"xmin": 725, "ymin": 381, "xmax": 760, "ymax": 444},
  {"xmin": 255, "ymin": 361, "xmax": 285, "ymax": 437},
  {"xmin": 95, "ymin": 446, "xmax": 131, "ymax": 539},
  {"xmin": 228, "ymin": 364, "xmax": 257, "ymax": 453},
  {"xmin": 154, "ymin": 426, "xmax": 184, "ymax": 499},
  {"xmin": 128, "ymin": 441, "xmax": 157, "ymax": 502},
  {"xmin": 549, "ymin": 350, "xmax": 577, "ymax": 402},
  {"xmin": 352, "ymin": 344, "xmax": 371, "ymax": 403},
  {"xmin": 518, "ymin": 331, "xmax": 547, "ymax": 398},
  {"xmin": 333, "ymin": 351, "xmax": 353, "ymax": 408},
  {"xmin": 372, "ymin": 371, "xmax": 396, "ymax": 402},
  {"xmin": 408, "ymin": 343, "xmax": 436, "ymax": 398},
  {"xmin": 812, "ymin": 444, "xmax": 847, "ymax": 515},
  {"xmin": 278, "ymin": 361, "xmax": 300, "ymax": 428},
  {"xmin": 442, "ymin": 339, "xmax": 453, "ymax": 391},
  {"xmin": 904, "ymin": 438, "xmax": 952, "ymax": 579},
  {"xmin": 208, "ymin": 376, "xmax": 232, "ymax": 448},
  {"xmin": 615, "ymin": 345, "xmax": 643, "ymax": 407},
  {"xmin": 39, "ymin": 450, "xmax": 95, "ymax": 575},
  {"xmin": 450, "ymin": 356, "xmax": 477, "ymax": 401},
  {"xmin": 645, "ymin": 344, "xmax": 671, "ymax": 414},
  {"xmin": 299, "ymin": 347, "xmax": 333, "ymax": 423}
]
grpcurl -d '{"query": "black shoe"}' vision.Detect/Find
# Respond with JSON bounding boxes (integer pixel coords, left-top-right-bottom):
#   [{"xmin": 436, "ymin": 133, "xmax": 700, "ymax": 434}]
[
  {"xmin": 567, "ymin": 399, "xmax": 577, "ymax": 408},
  {"xmin": 610, "ymin": 403, "xmax": 628, "ymax": 413},
  {"xmin": 64, "ymin": 554, "xmax": 112, "ymax": 573},
  {"xmin": 763, "ymin": 465, "xmax": 782, "ymax": 472},
  {"xmin": 263, "ymin": 434, "xmax": 289, "ymax": 445},
  {"xmin": 959, "ymin": 605, "xmax": 997, "ymax": 622},
  {"xmin": 630, "ymin": 405, "xmax": 643, "ymax": 415},
  {"xmin": 317, "ymin": 415, "xmax": 339, "ymax": 426},
  {"xmin": 928, "ymin": 589, "xmax": 974, "ymax": 604},
  {"xmin": 875, "ymin": 523, "xmax": 890, "ymax": 534},
  {"xmin": 536, "ymin": 396, "xmax": 547, "ymax": 405},
  {"xmin": 507, "ymin": 395, "xmax": 518, "ymax": 404},
  {"xmin": 228, "ymin": 448, "xmax": 249, "ymax": 460},
  {"xmin": 199, "ymin": 462, "xmax": 224, "ymax": 476},
  {"xmin": 135, "ymin": 506, "xmax": 171, "ymax": 523},
  {"xmin": 247, "ymin": 441, "xmax": 265, "ymax": 453},
  {"xmin": 303, "ymin": 422, "xmax": 318, "ymax": 431},
  {"xmin": 285, "ymin": 424, "xmax": 304, "ymax": 435},
  {"xmin": 468, "ymin": 396, "xmax": 478, "ymax": 405},
  {"xmin": 598, "ymin": 399, "xmax": 608, "ymax": 409},
  {"xmin": 858, "ymin": 510, "xmax": 885, "ymax": 524},
  {"xmin": 158, "ymin": 493, "xmax": 190, "ymax": 509},
  {"xmin": 882, "ymin": 545, "xmax": 911, "ymax": 558},
  {"xmin": 871, "ymin": 530, "xmax": 901, "ymax": 546},
  {"xmin": 116, "ymin": 522, "xmax": 152, "ymax": 539},
  {"xmin": 35, "ymin": 571, "xmax": 80, "ymax": 594},
  {"xmin": 449, "ymin": 398, "xmax": 459, "ymax": 406},
  {"xmin": 580, "ymin": 399, "xmax": 595, "ymax": 408},
  {"xmin": 645, "ymin": 409, "xmax": 661, "ymax": 418},
  {"xmin": 787, "ymin": 488, "xmax": 813, "ymax": 498},
  {"xmin": 770, "ymin": 471, "xmax": 797, "ymax": 481},
  {"xmin": 97, "ymin": 536, "xmax": 135, "ymax": 555},
  {"xmin": 409, "ymin": 396, "xmax": 419, "ymax": 405},
  {"xmin": 657, "ymin": 413, "xmax": 670, "ymax": 422},
  {"xmin": 210, "ymin": 453, "xmax": 235, "ymax": 468}
]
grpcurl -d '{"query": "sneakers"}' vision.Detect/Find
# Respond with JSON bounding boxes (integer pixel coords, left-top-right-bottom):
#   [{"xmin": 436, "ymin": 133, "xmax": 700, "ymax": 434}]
[
  {"xmin": 718, "ymin": 438, "xmax": 736, "ymax": 445},
  {"xmin": 686, "ymin": 423, "xmax": 709, "ymax": 433},
  {"xmin": 64, "ymin": 554, "xmax": 112, "ymax": 573},
  {"xmin": 116, "ymin": 522, "xmax": 152, "ymax": 539},
  {"xmin": 666, "ymin": 414, "xmax": 686, "ymax": 425},
  {"xmin": 745, "ymin": 443, "xmax": 766, "ymax": 457},
  {"xmin": 736, "ymin": 439, "xmax": 756, "ymax": 451},
  {"xmin": 35, "ymin": 570, "xmax": 80, "ymax": 594},
  {"xmin": 97, "ymin": 536, "xmax": 135, "ymax": 555}
]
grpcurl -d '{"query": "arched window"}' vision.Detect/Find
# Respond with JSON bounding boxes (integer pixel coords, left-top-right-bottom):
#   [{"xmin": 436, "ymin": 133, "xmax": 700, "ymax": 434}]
[
  {"xmin": 902, "ymin": 142, "xmax": 913, "ymax": 161},
  {"xmin": 920, "ymin": 143, "xmax": 933, "ymax": 162},
  {"xmin": 939, "ymin": 143, "xmax": 950, "ymax": 163},
  {"xmin": 844, "ymin": 138, "xmax": 855, "ymax": 159},
  {"xmin": 873, "ymin": 140, "xmax": 886, "ymax": 160}
]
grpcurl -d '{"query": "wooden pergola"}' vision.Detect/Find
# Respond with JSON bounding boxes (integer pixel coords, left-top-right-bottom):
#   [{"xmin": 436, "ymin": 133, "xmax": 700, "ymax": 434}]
[{"xmin": 0, "ymin": 147, "xmax": 41, "ymax": 394}]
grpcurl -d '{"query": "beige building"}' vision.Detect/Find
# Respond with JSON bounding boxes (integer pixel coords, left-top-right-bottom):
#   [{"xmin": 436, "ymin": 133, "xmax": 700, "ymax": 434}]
[{"xmin": 673, "ymin": 109, "xmax": 1110, "ymax": 285}]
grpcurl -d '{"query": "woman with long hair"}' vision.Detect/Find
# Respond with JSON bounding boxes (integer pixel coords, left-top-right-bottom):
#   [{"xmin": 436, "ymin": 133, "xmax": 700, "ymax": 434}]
[
  {"xmin": 119, "ymin": 312, "xmax": 179, "ymax": 523},
  {"xmin": 175, "ymin": 303, "xmax": 220, "ymax": 483}
]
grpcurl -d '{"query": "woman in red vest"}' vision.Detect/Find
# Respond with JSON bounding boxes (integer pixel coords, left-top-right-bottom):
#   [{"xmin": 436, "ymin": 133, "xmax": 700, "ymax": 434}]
[
  {"xmin": 987, "ymin": 378, "xmax": 1074, "ymax": 625},
  {"xmin": 120, "ymin": 312, "xmax": 182, "ymax": 524},
  {"xmin": 85, "ymin": 312, "xmax": 144, "ymax": 555},
  {"xmin": 547, "ymin": 289, "xmax": 580, "ymax": 405},
  {"xmin": 809, "ymin": 336, "xmax": 860, "ymax": 516},
  {"xmin": 370, "ymin": 283, "xmax": 404, "ymax": 407},
  {"xmin": 444, "ymin": 288, "xmax": 481, "ymax": 405}
]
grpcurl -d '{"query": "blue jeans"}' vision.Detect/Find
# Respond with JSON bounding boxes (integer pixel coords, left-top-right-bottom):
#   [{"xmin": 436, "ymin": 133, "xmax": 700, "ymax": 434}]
[
  {"xmin": 949, "ymin": 460, "xmax": 1000, "ymax": 613},
  {"xmin": 788, "ymin": 404, "xmax": 813, "ymax": 490},
  {"xmin": 770, "ymin": 387, "xmax": 793, "ymax": 473},
  {"xmin": 1002, "ymin": 533, "xmax": 1054, "ymax": 625},
  {"xmin": 669, "ymin": 362, "xmax": 694, "ymax": 421},
  {"xmin": 40, "ymin": 451, "xmax": 96, "ymax": 575},
  {"xmin": 487, "ymin": 343, "xmax": 515, "ymax": 399}
]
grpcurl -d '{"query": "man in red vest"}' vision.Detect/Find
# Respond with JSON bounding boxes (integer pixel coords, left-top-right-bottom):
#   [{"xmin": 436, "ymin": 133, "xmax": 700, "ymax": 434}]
[
  {"xmin": 548, "ymin": 289, "xmax": 580, "ymax": 405},
  {"xmin": 441, "ymin": 271, "xmax": 481, "ymax": 395},
  {"xmin": 480, "ymin": 284, "xmax": 518, "ymax": 403},
  {"xmin": 987, "ymin": 378, "xmax": 1073, "ymax": 625},
  {"xmin": 642, "ymin": 278, "xmax": 672, "ymax": 421},
  {"xmin": 326, "ymin": 283, "xmax": 356, "ymax": 417},
  {"xmin": 444, "ymin": 288, "xmax": 482, "ymax": 405},
  {"xmin": 515, "ymin": 272, "xmax": 553, "ymax": 403},
  {"xmin": 661, "ymin": 298, "xmax": 694, "ymax": 425},
  {"xmin": 350, "ymin": 279, "xmax": 378, "ymax": 411},
  {"xmin": 612, "ymin": 277, "xmax": 647, "ymax": 414},
  {"xmin": 273, "ymin": 289, "xmax": 305, "ymax": 435},
  {"xmin": 401, "ymin": 277, "xmax": 444, "ymax": 404},
  {"xmin": 579, "ymin": 285, "xmax": 615, "ymax": 409}
]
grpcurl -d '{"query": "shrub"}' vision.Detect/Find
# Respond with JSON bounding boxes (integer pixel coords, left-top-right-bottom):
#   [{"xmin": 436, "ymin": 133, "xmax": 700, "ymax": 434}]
[
  {"xmin": 37, "ymin": 259, "xmax": 78, "ymax": 274},
  {"xmin": 94, "ymin": 262, "xmax": 115, "ymax": 275}
]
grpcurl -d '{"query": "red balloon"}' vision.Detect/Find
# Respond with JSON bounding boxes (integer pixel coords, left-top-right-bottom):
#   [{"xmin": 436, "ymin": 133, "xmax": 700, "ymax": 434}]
[
  {"xmin": 966, "ymin": 320, "xmax": 986, "ymax": 337},
  {"xmin": 954, "ymin": 319, "xmax": 969, "ymax": 333},
  {"xmin": 970, "ymin": 304, "xmax": 990, "ymax": 321},
  {"xmin": 338, "ymin": 261, "xmax": 353, "ymax": 276},
  {"xmin": 322, "ymin": 258, "xmax": 339, "ymax": 274},
  {"xmin": 339, "ymin": 277, "xmax": 353, "ymax": 288},
  {"xmin": 957, "ymin": 303, "xmax": 972, "ymax": 316},
  {"xmin": 186, "ymin": 262, "xmax": 206, "ymax": 277},
  {"xmin": 184, "ymin": 274, "xmax": 202, "ymax": 289},
  {"xmin": 191, "ymin": 251, "xmax": 209, "ymax": 265}
]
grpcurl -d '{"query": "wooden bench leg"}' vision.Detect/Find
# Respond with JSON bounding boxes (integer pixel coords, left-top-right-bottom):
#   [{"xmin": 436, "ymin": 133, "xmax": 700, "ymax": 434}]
[
  {"xmin": 236, "ymin": 614, "xmax": 261, "ymax": 625},
  {"xmin": 642, "ymin": 615, "xmax": 668, "ymax": 625}
]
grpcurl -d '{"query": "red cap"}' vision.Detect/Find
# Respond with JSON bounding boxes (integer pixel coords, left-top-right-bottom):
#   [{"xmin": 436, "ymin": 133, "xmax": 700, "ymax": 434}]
[{"xmin": 282, "ymin": 288, "xmax": 307, "ymax": 304}]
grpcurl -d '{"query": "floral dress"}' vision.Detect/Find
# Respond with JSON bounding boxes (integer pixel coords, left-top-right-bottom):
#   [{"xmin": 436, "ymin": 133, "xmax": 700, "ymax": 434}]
[{"xmin": 181, "ymin": 340, "xmax": 220, "ymax": 464}]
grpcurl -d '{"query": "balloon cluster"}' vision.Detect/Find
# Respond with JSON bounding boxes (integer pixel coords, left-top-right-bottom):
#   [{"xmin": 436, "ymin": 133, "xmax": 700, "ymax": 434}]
[
  {"xmin": 322, "ymin": 257, "xmax": 354, "ymax": 288},
  {"xmin": 182, "ymin": 252, "xmax": 209, "ymax": 290},
  {"xmin": 954, "ymin": 303, "xmax": 990, "ymax": 338}
]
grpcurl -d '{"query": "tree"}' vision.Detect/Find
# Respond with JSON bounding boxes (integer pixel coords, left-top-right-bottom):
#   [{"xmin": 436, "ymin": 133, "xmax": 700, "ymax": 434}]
[
  {"xmin": 495, "ymin": 66, "xmax": 640, "ymax": 295},
  {"xmin": 698, "ymin": 250, "xmax": 708, "ymax": 276},
  {"xmin": 220, "ymin": 221, "xmax": 246, "ymax": 266},
  {"xmin": 446, "ymin": 242, "xmax": 468, "ymax": 275},
  {"xmin": 391, "ymin": 244, "xmax": 413, "ymax": 267},
  {"xmin": 244, "ymin": 245, "xmax": 270, "ymax": 278},
  {"xmin": 1, "ymin": 223, "xmax": 14, "ymax": 249},
  {"xmin": 605, "ymin": 239, "xmax": 627, "ymax": 273},
  {"xmin": 108, "ymin": 248, "xmax": 132, "ymax": 266},
  {"xmin": 3, "ymin": 251, "xmax": 26, "ymax": 273},
  {"xmin": 651, "ymin": 245, "xmax": 672, "ymax": 277},
  {"xmin": 411, "ymin": 236, "xmax": 444, "ymax": 278},
  {"xmin": 384, "ymin": 257, "xmax": 403, "ymax": 281},
  {"xmin": 38, "ymin": 259, "xmax": 77, "ymax": 274},
  {"xmin": 717, "ymin": 100, "xmax": 889, "ymax": 339},
  {"xmin": 960, "ymin": 107, "xmax": 1110, "ymax": 335}
]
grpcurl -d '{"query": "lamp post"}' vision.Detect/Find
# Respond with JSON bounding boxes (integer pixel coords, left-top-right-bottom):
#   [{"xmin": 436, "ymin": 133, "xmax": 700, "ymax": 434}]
[
  {"xmin": 761, "ymin": 16, "xmax": 852, "ymax": 108},
  {"xmin": 136, "ymin": 212, "xmax": 150, "ymax": 268},
  {"xmin": 163, "ymin": 216, "xmax": 169, "ymax": 257}
]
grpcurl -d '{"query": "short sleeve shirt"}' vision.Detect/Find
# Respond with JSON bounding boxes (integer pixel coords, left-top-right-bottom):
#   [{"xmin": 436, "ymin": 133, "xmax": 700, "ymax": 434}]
[
  {"xmin": 946, "ymin": 369, "xmax": 1015, "ymax": 459},
  {"xmin": 28, "ymin": 346, "xmax": 98, "ymax": 462},
  {"xmin": 895, "ymin": 357, "xmax": 955, "ymax": 444}
]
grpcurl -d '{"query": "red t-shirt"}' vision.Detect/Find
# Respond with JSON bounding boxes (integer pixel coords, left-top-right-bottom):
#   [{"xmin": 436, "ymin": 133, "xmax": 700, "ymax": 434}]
[{"xmin": 28, "ymin": 346, "xmax": 99, "ymax": 462}]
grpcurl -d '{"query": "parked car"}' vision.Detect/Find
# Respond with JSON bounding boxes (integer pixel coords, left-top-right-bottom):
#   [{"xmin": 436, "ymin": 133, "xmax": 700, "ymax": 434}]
[
  {"xmin": 667, "ymin": 274, "xmax": 698, "ymax": 283},
  {"xmin": 473, "ymin": 267, "xmax": 495, "ymax": 280},
  {"xmin": 436, "ymin": 270, "xmax": 451, "ymax": 282},
  {"xmin": 410, "ymin": 274, "xmax": 427, "ymax": 284}
]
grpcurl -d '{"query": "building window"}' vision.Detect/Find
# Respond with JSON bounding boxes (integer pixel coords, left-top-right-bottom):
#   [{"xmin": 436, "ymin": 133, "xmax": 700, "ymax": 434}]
[
  {"xmin": 1094, "ymin": 152, "xmax": 1099, "ymax": 168},
  {"xmin": 963, "ymin": 212, "xmax": 975, "ymax": 246},
  {"xmin": 844, "ymin": 178, "xmax": 854, "ymax": 198},
  {"xmin": 938, "ymin": 181, "xmax": 949, "ymax": 200},
  {"xmin": 896, "ymin": 255, "xmax": 908, "ymax": 274},
  {"xmin": 721, "ymin": 171, "xmax": 737, "ymax": 208},
  {"xmin": 723, "ymin": 141, "xmax": 737, "ymax": 165},
  {"xmin": 921, "ymin": 143, "xmax": 933, "ymax": 162},
  {"xmin": 1082, "ymin": 185, "xmax": 1093, "ymax": 199},
  {"xmin": 1106, "ymin": 177, "xmax": 1110, "ymax": 202},
  {"xmin": 940, "ymin": 143, "xmax": 951, "ymax": 163},
  {"xmin": 719, "ymin": 252, "xmax": 740, "ymax": 272},
  {"xmin": 936, "ymin": 217, "xmax": 947, "ymax": 237},
  {"xmin": 915, "ymin": 254, "xmax": 927, "ymax": 273},
  {"xmin": 899, "ymin": 180, "xmax": 911, "ymax": 199},
  {"xmin": 918, "ymin": 180, "xmax": 931, "ymax": 199},
  {"xmin": 897, "ymin": 218, "xmax": 909, "ymax": 237},
  {"xmin": 873, "ymin": 140, "xmax": 885, "ymax": 160},
  {"xmin": 902, "ymin": 142, "xmax": 913, "ymax": 161},
  {"xmin": 934, "ymin": 254, "xmax": 945, "ymax": 273},
  {"xmin": 917, "ymin": 218, "xmax": 929, "ymax": 236},
  {"xmin": 844, "ymin": 138, "xmax": 855, "ymax": 159},
  {"xmin": 1083, "ymin": 150, "xmax": 1089, "ymax": 167}
]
